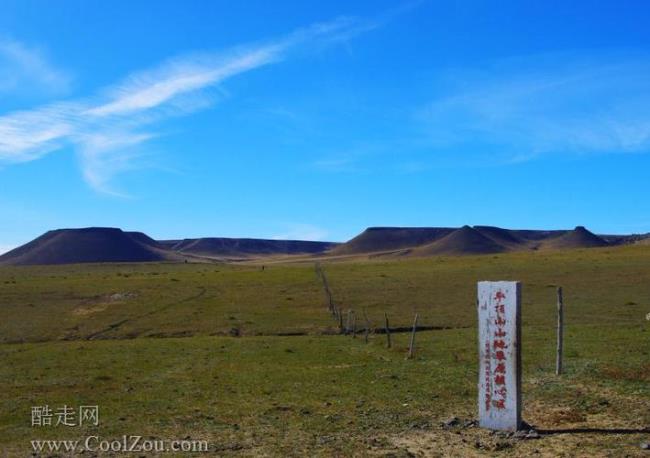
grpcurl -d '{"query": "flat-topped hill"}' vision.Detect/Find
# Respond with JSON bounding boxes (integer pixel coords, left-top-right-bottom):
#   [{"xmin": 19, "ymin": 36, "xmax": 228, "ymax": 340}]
[
  {"xmin": 333, "ymin": 225, "xmax": 625, "ymax": 257},
  {"xmin": 540, "ymin": 226, "xmax": 609, "ymax": 250},
  {"xmin": 411, "ymin": 225, "xmax": 508, "ymax": 256},
  {"xmin": 0, "ymin": 228, "xmax": 171, "ymax": 265},
  {"xmin": 330, "ymin": 227, "xmax": 455, "ymax": 255},
  {"xmin": 170, "ymin": 237, "xmax": 337, "ymax": 257}
]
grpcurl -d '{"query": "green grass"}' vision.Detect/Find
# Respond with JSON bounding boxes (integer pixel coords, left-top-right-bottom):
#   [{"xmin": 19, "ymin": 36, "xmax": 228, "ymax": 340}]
[
  {"xmin": 1, "ymin": 245, "xmax": 649, "ymax": 342},
  {"xmin": 1, "ymin": 327, "xmax": 648, "ymax": 456},
  {"xmin": 1, "ymin": 245, "xmax": 649, "ymax": 455}
]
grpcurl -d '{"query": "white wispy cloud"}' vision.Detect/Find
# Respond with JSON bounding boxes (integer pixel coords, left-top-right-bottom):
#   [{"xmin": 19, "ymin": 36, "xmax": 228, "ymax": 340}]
[
  {"xmin": 420, "ymin": 51, "xmax": 650, "ymax": 161},
  {"xmin": 0, "ymin": 16, "xmax": 378, "ymax": 194},
  {"xmin": 85, "ymin": 47, "xmax": 282, "ymax": 118},
  {"xmin": 0, "ymin": 39, "xmax": 70, "ymax": 94},
  {"xmin": 0, "ymin": 102, "xmax": 80, "ymax": 163},
  {"xmin": 76, "ymin": 131, "xmax": 157, "ymax": 196}
]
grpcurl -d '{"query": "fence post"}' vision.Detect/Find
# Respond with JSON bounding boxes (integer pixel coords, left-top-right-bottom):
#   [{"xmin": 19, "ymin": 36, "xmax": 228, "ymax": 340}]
[
  {"xmin": 384, "ymin": 312, "xmax": 392, "ymax": 348},
  {"xmin": 324, "ymin": 276, "xmax": 334, "ymax": 314},
  {"xmin": 407, "ymin": 313, "xmax": 419, "ymax": 359},
  {"xmin": 315, "ymin": 262, "xmax": 335, "ymax": 315},
  {"xmin": 556, "ymin": 287, "xmax": 564, "ymax": 376},
  {"xmin": 363, "ymin": 308, "xmax": 371, "ymax": 343},
  {"xmin": 351, "ymin": 311, "xmax": 357, "ymax": 338}
]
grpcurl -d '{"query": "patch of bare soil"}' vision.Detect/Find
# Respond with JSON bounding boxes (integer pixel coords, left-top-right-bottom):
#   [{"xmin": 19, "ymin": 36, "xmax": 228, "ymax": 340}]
[
  {"xmin": 73, "ymin": 291, "xmax": 137, "ymax": 316},
  {"xmin": 373, "ymin": 384, "xmax": 650, "ymax": 457},
  {"xmin": 375, "ymin": 421, "xmax": 649, "ymax": 457}
]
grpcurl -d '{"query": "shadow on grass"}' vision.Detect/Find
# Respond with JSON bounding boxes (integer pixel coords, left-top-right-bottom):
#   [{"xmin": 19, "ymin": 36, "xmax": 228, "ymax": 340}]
[{"xmin": 538, "ymin": 427, "xmax": 650, "ymax": 435}]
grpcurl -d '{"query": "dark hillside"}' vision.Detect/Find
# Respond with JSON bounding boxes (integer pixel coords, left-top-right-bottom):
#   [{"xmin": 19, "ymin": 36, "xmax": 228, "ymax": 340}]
[
  {"xmin": 0, "ymin": 228, "xmax": 170, "ymax": 265},
  {"xmin": 173, "ymin": 237, "xmax": 337, "ymax": 257},
  {"xmin": 412, "ymin": 226, "xmax": 507, "ymax": 256},
  {"xmin": 331, "ymin": 227, "xmax": 455, "ymax": 255}
]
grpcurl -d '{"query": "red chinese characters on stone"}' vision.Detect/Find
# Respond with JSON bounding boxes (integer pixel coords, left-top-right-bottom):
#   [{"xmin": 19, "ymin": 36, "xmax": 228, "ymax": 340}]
[
  {"xmin": 492, "ymin": 399, "xmax": 506, "ymax": 410},
  {"xmin": 491, "ymin": 290, "xmax": 508, "ymax": 410},
  {"xmin": 484, "ymin": 340, "xmax": 492, "ymax": 411}
]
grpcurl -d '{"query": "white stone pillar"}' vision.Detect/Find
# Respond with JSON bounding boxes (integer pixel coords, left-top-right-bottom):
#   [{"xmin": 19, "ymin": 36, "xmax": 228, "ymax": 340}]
[{"xmin": 478, "ymin": 281, "xmax": 522, "ymax": 431}]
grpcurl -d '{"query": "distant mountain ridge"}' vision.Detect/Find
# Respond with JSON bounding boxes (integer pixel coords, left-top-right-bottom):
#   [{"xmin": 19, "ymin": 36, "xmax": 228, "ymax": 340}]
[
  {"xmin": 333, "ymin": 225, "xmax": 620, "ymax": 257},
  {"xmin": 330, "ymin": 227, "xmax": 455, "ymax": 255},
  {"xmin": 0, "ymin": 228, "xmax": 338, "ymax": 265},
  {"xmin": 162, "ymin": 237, "xmax": 338, "ymax": 257},
  {"xmin": 0, "ymin": 225, "xmax": 646, "ymax": 266}
]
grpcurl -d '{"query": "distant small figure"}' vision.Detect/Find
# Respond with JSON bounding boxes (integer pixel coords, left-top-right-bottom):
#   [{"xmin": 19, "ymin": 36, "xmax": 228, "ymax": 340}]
[
  {"xmin": 646, "ymin": 312, "xmax": 650, "ymax": 321},
  {"xmin": 261, "ymin": 265, "xmax": 265, "ymax": 271}
]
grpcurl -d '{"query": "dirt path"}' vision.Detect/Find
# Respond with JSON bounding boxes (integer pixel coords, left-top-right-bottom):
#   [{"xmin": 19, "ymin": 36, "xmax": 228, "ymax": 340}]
[{"xmin": 85, "ymin": 286, "xmax": 207, "ymax": 340}]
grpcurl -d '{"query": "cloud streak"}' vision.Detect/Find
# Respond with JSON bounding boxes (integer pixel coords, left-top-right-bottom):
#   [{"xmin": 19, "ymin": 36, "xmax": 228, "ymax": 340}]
[
  {"xmin": 0, "ymin": 39, "xmax": 71, "ymax": 95},
  {"xmin": 0, "ymin": 16, "xmax": 377, "ymax": 194},
  {"xmin": 421, "ymin": 51, "xmax": 650, "ymax": 162}
]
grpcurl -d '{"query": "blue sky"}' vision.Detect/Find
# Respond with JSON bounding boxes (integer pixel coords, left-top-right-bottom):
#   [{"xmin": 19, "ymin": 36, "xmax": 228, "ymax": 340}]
[{"xmin": 2, "ymin": 0, "xmax": 650, "ymax": 252}]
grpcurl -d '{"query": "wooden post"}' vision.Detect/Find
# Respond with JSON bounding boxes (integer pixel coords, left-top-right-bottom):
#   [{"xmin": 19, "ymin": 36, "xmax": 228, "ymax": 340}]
[
  {"xmin": 556, "ymin": 287, "xmax": 564, "ymax": 376},
  {"xmin": 406, "ymin": 313, "xmax": 419, "ymax": 359},
  {"xmin": 384, "ymin": 312, "xmax": 392, "ymax": 348},
  {"xmin": 351, "ymin": 311, "xmax": 357, "ymax": 338},
  {"xmin": 322, "ymin": 272, "xmax": 333, "ymax": 314},
  {"xmin": 363, "ymin": 308, "xmax": 371, "ymax": 344},
  {"xmin": 324, "ymin": 278, "xmax": 334, "ymax": 314},
  {"xmin": 315, "ymin": 262, "xmax": 335, "ymax": 315},
  {"xmin": 338, "ymin": 308, "xmax": 344, "ymax": 333}
]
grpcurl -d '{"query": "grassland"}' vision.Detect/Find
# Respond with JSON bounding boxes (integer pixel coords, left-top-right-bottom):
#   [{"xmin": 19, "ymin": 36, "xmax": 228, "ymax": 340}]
[{"xmin": 1, "ymin": 245, "xmax": 649, "ymax": 456}]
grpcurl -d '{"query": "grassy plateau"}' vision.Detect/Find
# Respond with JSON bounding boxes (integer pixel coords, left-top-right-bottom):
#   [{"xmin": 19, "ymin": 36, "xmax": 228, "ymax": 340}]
[{"xmin": 1, "ymin": 245, "xmax": 649, "ymax": 456}]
